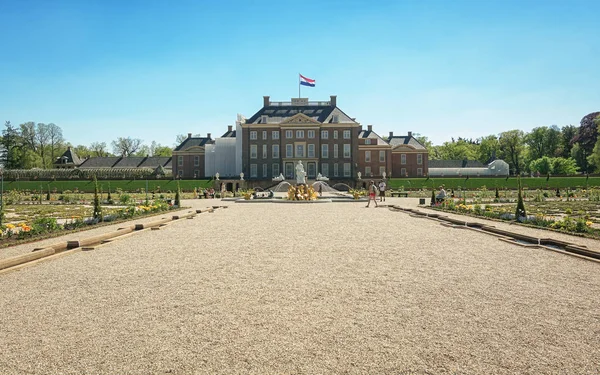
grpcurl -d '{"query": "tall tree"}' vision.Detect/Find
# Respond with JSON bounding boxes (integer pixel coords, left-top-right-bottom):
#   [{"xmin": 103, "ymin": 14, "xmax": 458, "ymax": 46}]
[
  {"xmin": 34, "ymin": 123, "xmax": 50, "ymax": 168},
  {"xmin": 572, "ymin": 111, "xmax": 600, "ymax": 166},
  {"xmin": 47, "ymin": 123, "xmax": 64, "ymax": 167},
  {"xmin": 112, "ymin": 137, "xmax": 143, "ymax": 157},
  {"xmin": 477, "ymin": 135, "xmax": 500, "ymax": 164},
  {"xmin": 1, "ymin": 121, "xmax": 23, "ymax": 169},
  {"xmin": 20, "ymin": 122, "xmax": 37, "ymax": 153},
  {"xmin": 90, "ymin": 141, "xmax": 109, "ymax": 157},
  {"xmin": 560, "ymin": 125, "xmax": 577, "ymax": 158},
  {"xmin": 498, "ymin": 130, "xmax": 526, "ymax": 175},
  {"xmin": 435, "ymin": 139, "xmax": 478, "ymax": 160}
]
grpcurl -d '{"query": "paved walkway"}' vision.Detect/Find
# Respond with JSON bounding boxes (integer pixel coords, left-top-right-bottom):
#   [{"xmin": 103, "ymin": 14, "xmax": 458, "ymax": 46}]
[{"xmin": 1, "ymin": 199, "xmax": 599, "ymax": 374}]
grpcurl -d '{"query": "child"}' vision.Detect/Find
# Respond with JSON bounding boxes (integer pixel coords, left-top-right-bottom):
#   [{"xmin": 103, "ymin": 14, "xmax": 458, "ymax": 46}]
[{"xmin": 366, "ymin": 180, "xmax": 378, "ymax": 208}]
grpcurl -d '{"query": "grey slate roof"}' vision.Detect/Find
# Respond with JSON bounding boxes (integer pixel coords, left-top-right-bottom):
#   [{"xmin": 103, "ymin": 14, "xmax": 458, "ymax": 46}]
[
  {"xmin": 78, "ymin": 157, "xmax": 122, "ymax": 168},
  {"xmin": 221, "ymin": 130, "xmax": 236, "ymax": 138},
  {"xmin": 358, "ymin": 130, "xmax": 388, "ymax": 145},
  {"xmin": 174, "ymin": 137, "xmax": 213, "ymax": 152},
  {"xmin": 429, "ymin": 160, "xmax": 485, "ymax": 168},
  {"xmin": 54, "ymin": 148, "xmax": 83, "ymax": 166},
  {"xmin": 245, "ymin": 105, "xmax": 336, "ymax": 124},
  {"xmin": 113, "ymin": 157, "xmax": 147, "ymax": 168},
  {"xmin": 138, "ymin": 156, "xmax": 172, "ymax": 168},
  {"xmin": 387, "ymin": 136, "xmax": 427, "ymax": 150}
]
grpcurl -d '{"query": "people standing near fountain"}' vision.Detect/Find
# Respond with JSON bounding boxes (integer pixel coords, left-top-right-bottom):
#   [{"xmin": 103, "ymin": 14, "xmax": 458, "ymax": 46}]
[
  {"xmin": 366, "ymin": 180, "xmax": 378, "ymax": 208},
  {"xmin": 378, "ymin": 180, "xmax": 386, "ymax": 202}
]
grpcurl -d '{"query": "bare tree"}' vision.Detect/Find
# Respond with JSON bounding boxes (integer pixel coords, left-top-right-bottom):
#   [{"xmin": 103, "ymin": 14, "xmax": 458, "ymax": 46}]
[
  {"xmin": 20, "ymin": 122, "xmax": 37, "ymax": 152},
  {"xmin": 48, "ymin": 123, "xmax": 64, "ymax": 166},
  {"xmin": 90, "ymin": 141, "xmax": 109, "ymax": 157},
  {"xmin": 175, "ymin": 134, "xmax": 188, "ymax": 146},
  {"xmin": 111, "ymin": 137, "xmax": 143, "ymax": 157}
]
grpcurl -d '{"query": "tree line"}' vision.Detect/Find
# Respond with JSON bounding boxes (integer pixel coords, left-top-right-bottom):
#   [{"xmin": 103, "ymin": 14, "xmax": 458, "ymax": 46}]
[
  {"xmin": 0, "ymin": 121, "xmax": 174, "ymax": 169},
  {"xmin": 415, "ymin": 111, "xmax": 600, "ymax": 175}
]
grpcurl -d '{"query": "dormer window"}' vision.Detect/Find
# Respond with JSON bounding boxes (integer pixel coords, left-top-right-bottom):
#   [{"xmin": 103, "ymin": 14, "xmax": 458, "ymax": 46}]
[
  {"xmin": 332, "ymin": 115, "xmax": 339, "ymax": 123},
  {"xmin": 365, "ymin": 139, "xmax": 371, "ymax": 145},
  {"xmin": 261, "ymin": 115, "xmax": 268, "ymax": 124}
]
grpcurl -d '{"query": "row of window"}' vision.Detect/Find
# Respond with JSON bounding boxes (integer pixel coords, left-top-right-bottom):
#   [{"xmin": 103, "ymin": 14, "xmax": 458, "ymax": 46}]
[
  {"xmin": 364, "ymin": 151, "xmax": 387, "ymax": 163},
  {"xmin": 250, "ymin": 144, "xmax": 352, "ymax": 159},
  {"xmin": 362, "ymin": 167, "xmax": 423, "ymax": 177},
  {"xmin": 399, "ymin": 153, "xmax": 423, "ymax": 165},
  {"xmin": 249, "ymin": 163, "xmax": 352, "ymax": 178},
  {"xmin": 177, "ymin": 155, "xmax": 201, "ymax": 167},
  {"xmin": 249, "ymin": 129, "xmax": 351, "ymax": 140}
]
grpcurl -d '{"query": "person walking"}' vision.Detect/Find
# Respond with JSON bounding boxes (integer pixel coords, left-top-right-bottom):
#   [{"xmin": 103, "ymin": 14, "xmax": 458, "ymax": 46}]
[
  {"xmin": 378, "ymin": 180, "xmax": 386, "ymax": 202},
  {"xmin": 366, "ymin": 180, "xmax": 378, "ymax": 208}
]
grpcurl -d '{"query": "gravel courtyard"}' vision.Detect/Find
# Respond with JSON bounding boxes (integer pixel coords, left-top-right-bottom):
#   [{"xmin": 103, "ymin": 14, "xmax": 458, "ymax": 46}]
[{"xmin": 1, "ymin": 200, "xmax": 599, "ymax": 374}]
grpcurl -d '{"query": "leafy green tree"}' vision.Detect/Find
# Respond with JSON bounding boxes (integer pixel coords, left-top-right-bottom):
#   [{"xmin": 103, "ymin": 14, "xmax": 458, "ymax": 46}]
[
  {"xmin": 560, "ymin": 125, "xmax": 577, "ymax": 158},
  {"xmin": 498, "ymin": 130, "xmax": 526, "ymax": 175},
  {"xmin": 572, "ymin": 112, "xmax": 600, "ymax": 172},
  {"xmin": 585, "ymin": 115, "xmax": 600, "ymax": 172},
  {"xmin": 90, "ymin": 141, "xmax": 110, "ymax": 157},
  {"xmin": 525, "ymin": 125, "xmax": 562, "ymax": 161},
  {"xmin": 112, "ymin": 137, "xmax": 143, "ymax": 157},
  {"xmin": 1, "ymin": 121, "xmax": 23, "ymax": 169},
  {"xmin": 551, "ymin": 157, "xmax": 579, "ymax": 175},
  {"xmin": 435, "ymin": 138, "xmax": 478, "ymax": 160},
  {"xmin": 477, "ymin": 135, "xmax": 500, "ymax": 164},
  {"xmin": 529, "ymin": 156, "xmax": 553, "ymax": 175}
]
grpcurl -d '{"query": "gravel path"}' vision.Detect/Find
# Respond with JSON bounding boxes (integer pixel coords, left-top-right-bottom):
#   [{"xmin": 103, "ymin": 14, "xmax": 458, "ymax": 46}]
[{"xmin": 1, "ymin": 200, "xmax": 599, "ymax": 374}]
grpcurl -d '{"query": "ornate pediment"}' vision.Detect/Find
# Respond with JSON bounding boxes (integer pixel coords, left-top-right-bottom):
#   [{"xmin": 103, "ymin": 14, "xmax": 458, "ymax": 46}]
[
  {"xmin": 280, "ymin": 113, "xmax": 321, "ymax": 126},
  {"xmin": 179, "ymin": 145, "xmax": 205, "ymax": 153},
  {"xmin": 391, "ymin": 144, "xmax": 417, "ymax": 152}
]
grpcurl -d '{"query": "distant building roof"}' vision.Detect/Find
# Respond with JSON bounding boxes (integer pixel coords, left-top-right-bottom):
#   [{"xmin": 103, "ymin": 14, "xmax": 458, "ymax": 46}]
[
  {"xmin": 358, "ymin": 129, "xmax": 388, "ymax": 145},
  {"xmin": 245, "ymin": 96, "xmax": 356, "ymax": 125},
  {"xmin": 174, "ymin": 136, "xmax": 213, "ymax": 152},
  {"xmin": 429, "ymin": 160, "xmax": 486, "ymax": 168},
  {"xmin": 78, "ymin": 157, "xmax": 121, "ymax": 168},
  {"xmin": 54, "ymin": 147, "xmax": 83, "ymax": 166},
  {"xmin": 138, "ymin": 156, "xmax": 172, "ymax": 168},
  {"xmin": 112, "ymin": 157, "xmax": 147, "ymax": 168},
  {"xmin": 387, "ymin": 135, "xmax": 427, "ymax": 150},
  {"xmin": 221, "ymin": 130, "xmax": 236, "ymax": 138}
]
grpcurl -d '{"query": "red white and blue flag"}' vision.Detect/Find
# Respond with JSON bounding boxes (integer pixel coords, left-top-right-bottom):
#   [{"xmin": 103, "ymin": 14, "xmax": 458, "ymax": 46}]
[{"xmin": 299, "ymin": 74, "xmax": 315, "ymax": 87}]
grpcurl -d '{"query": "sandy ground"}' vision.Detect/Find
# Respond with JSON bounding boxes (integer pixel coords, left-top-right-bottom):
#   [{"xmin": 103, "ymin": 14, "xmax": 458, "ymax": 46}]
[{"xmin": 0, "ymin": 199, "xmax": 599, "ymax": 374}]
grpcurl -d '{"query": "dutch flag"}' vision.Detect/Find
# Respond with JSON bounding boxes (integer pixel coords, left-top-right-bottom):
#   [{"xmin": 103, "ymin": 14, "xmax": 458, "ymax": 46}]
[{"xmin": 299, "ymin": 74, "xmax": 315, "ymax": 87}]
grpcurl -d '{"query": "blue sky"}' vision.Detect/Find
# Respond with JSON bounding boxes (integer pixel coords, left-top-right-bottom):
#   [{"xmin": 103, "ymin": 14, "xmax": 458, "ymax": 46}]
[{"xmin": 1, "ymin": 0, "xmax": 599, "ymax": 149}]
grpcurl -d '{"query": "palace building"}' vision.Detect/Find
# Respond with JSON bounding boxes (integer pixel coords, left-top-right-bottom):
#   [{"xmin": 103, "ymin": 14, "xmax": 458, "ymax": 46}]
[{"xmin": 172, "ymin": 95, "xmax": 429, "ymax": 183}]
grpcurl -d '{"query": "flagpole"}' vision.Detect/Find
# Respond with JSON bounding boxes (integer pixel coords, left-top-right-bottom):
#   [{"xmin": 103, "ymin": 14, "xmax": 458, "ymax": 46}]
[{"xmin": 298, "ymin": 73, "xmax": 301, "ymax": 98}]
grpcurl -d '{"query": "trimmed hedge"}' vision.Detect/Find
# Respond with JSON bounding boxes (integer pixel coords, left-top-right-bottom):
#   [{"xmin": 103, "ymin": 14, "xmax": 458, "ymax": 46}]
[
  {"xmin": 2, "ymin": 179, "xmax": 216, "ymax": 193},
  {"xmin": 386, "ymin": 177, "xmax": 600, "ymax": 190}
]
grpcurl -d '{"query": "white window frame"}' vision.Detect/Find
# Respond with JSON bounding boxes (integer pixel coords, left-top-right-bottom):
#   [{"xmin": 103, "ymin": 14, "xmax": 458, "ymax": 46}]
[
  {"xmin": 296, "ymin": 130, "xmax": 304, "ymax": 138},
  {"xmin": 365, "ymin": 139, "xmax": 371, "ymax": 145},
  {"xmin": 321, "ymin": 144, "xmax": 328, "ymax": 158},
  {"xmin": 417, "ymin": 168, "xmax": 423, "ymax": 176},
  {"xmin": 343, "ymin": 163, "xmax": 351, "ymax": 177},
  {"xmin": 379, "ymin": 150, "xmax": 385, "ymax": 162},
  {"xmin": 401, "ymin": 167, "xmax": 407, "ymax": 176},
  {"xmin": 178, "ymin": 155, "xmax": 183, "ymax": 167},
  {"xmin": 272, "ymin": 163, "xmax": 279, "ymax": 177},
  {"xmin": 417, "ymin": 153, "xmax": 423, "ymax": 165},
  {"xmin": 250, "ymin": 164, "xmax": 257, "ymax": 177},
  {"xmin": 321, "ymin": 130, "xmax": 328, "ymax": 139},
  {"xmin": 261, "ymin": 115, "xmax": 268, "ymax": 124},
  {"xmin": 333, "ymin": 130, "xmax": 338, "ymax": 139},
  {"xmin": 308, "ymin": 144, "xmax": 315, "ymax": 158},
  {"xmin": 262, "ymin": 144, "xmax": 267, "ymax": 159},
  {"xmin": 263, "ymin": 163, "xmax": 268, "ymax": 178},
  {"xmin": 332, "ymin": 115, "xmax": 339, "ymax": 123},
  {"xmin": 333, "ymin": 163, "xmax": 339, "ymax": 177},
  {"xmin": 250, "ymin": 144, "xmax": 257, "ymax": 159},
  {"xmin": 295, "ymin": 144, "xmax": 305, "ymax": 158},
  {"xmin": 250, "ymin": 131, "xmax": 257, "ymax": 140},
  {"xmin": 272, "ymin": 130, "xmax": 279, "ymax": 140},
  {"xmin": 379, "ymin": 166, "xmax": 386, "ymax": 176},
  {"xmin": 343, "ymin": 130, "xmax": 351, "ymax": 139},
  {"xmin": 286, "ymin": 144, "xmax": 293, "ymax": 158},
  {"xmin": 286, "ymin": 130, "xmax": 293, "ymax": 139},
  {"xmin": 343, "ymin": 144, "xmax": 351, "ymax": 158},
  {"xmin": 365, "ymin": 166, "xmax": 371, "ymax": 177},
  {"xmin": 321, "ymin": 163, "xmax": 329, "ymax": 177},
  {"xmin": 308, "ymin": 130, "xmax": 315, "ymax": 139},
  {"xmin": 262, "ymin": 131, "xmax": 267, "ymax": 140},
  {"xmin": 194, "ymin": 155, "xmax": 200, "ymax": 167},
  {"xmin": 401, "ymin": 154, "xmax": 407, "ymax": 165},
  {"xmin": 365, "ymin": 151, "xmax": 371, "ymax": 163},
  {"xmin": 272, "ymin": 144, "xmax": 279, "ymax": 158},
  {"xmin": 333, "ymin": 144, "xmax": 338, "ymax": 158}
]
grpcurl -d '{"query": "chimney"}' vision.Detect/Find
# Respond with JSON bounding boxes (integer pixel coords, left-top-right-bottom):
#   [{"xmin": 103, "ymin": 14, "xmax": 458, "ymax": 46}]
[
  {"xmin": 389, "ymin": 131, "xmax": 394, "ymax": 138},
  {"xmin": 263, "ymin": 96, "xmax": 270, "ymax": 107},
  {"xmin": 207, "ymin": 133, "xmax": 212, "ymax": 139},
  {"xmin": 330, "ymin": 95, "xmax": 337, "ymax": 107},
  {"xmin": 367, "ymin": 125, "xmax": 373, "ymax": 132},
  {"xmin": 227, "ymin": 125, "xmax": 232, "ymax": 132},
  {"xmin": 407, "ymin": 131, "xmax": 412, "ymax": 137},
  {"xmin": 187, "ymin": 133, "xmax": 192, "ymax": 139}
]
